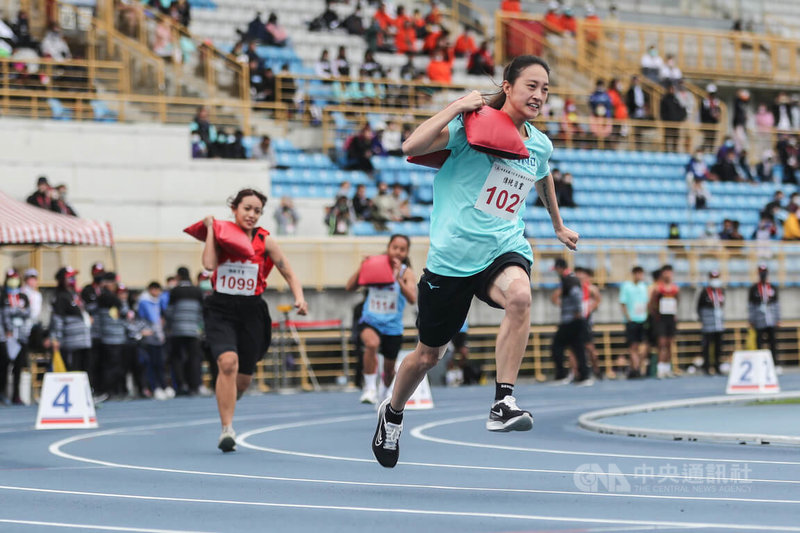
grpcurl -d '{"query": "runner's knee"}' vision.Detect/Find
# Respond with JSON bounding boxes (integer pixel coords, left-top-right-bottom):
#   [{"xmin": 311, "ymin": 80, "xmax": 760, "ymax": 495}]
[{"xmin": 217, "ymin": 352, "xmax": 238, "ymax": 376}]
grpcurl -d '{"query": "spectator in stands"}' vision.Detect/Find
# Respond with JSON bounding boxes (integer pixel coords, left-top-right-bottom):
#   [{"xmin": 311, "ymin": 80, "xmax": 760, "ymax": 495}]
[
  {"xmin": 675, "ymin": 81, "xmax": 696, "ymax": 151},
  {"xmin": 688, "ymin": 179, "xmax": 709, "ymax": 209},
  {"xmin": 325, "ymin": 195, "xmax": 352, "ymax": 235},
  {"xmin": 686, "ymin": 149, "xmax": 711, "ymax": 182},
  {"xmin": 776, "ymin": 134, "xmax": 798, "ymax": 184},
  {"xmin": 40, "ymin": 22, "xmax": 71, "ymax": 62},
  {"xmin": 544, "ymin": 2, "xmax": 563, "ymax": 32},
  {"xmin": 500, "ymin": 0, "xmax": 521, "ymax": 12},
  {"xmin": 792, "ymin": 94, "xmax": 800, "ymax": 130},
  {"xmin": 559, "ymin": 7, "xmax": 577, "ymax": 36},
  {"xmin": 588, "ymin": 79, "xmax": 612, "ymax": 142},
  {"xmin": 265, "ymin": 13, "xmax": 288, "ymax": 47},
  {"xmin": 467, "ymin": 40, "xmax": 494, "ymax": 76},
  {"xmin": 640, "ymin": 45, "xmax": 663, "ymax": 83},
  {"xmin": 152, "ymin": 18, "xmax": 176, "ymax": 61},
  {"xmin": 789, "ymin": 192, "xmax": 799, "ymax": 211},
  {"xmin": 411, "ymin": 9, "xmax": 427, "ymax": 38},
  {"xmin": 584, "ymin": 4, "xmax": 602, "ymax": 44},
  {"xmin": 249, "ymin": 61, "xmax": 274, "ymax": 102},
  {"xmin": 11, "ymin": 10, "xmax": 33, "ymax": 48},
  {"xmin": 748, "ymin": 265, "xmax": 780, "ymax": 367},
  {"xmin": 619, "ymin": 265, "xmax": 648, "ymax": 379},
  {"xmin": 732, "ymin": 89, "xmax": 750, "ymax": 153},
  {"xmin": 648, "ymin": 265, "xmax": 678, "ymax": 379},
  {"xmin": 51, "ymin": 183, "xmax": 77, "ymax": 216},
  {"xmin": 251, "ymin": 135, "xmax": 277, "ymax": 168},
  {"xmin": 560, "ymin": 98, "xmax": 582, "ymax": 144},
  {"xmin": 625, "ymin": 74, "xmax": 647, "ymax": 120},
  {"xmin": 700, "ymin": 84, "xmax": 722, "ymax": 151},
  {"xmin": 371, "ymin": 181, "xmax": 403, "ymax": 230},
  {"xmin": 274, "ymin": 197, "xmax": 299, "ymax": 235},
  {"xmin": 453, "ymin": 26, "xmax": 476, "ymax": 58},
  {"xmin": 190, "ymin": 106, "xmax": 217, "ymax": 158},
  {"xmin": 755, "ymin": 102, "xmax": 776, "ymax": 158},
  {"xmin": 352, "ymin": 184, "xmax": 373, "ymax": 221},
  {"xmin": 310, "ymin": 0, "xmax": 339, "ymax": 31},
  {"xmin": 50, "ymin": 266, "xmax": 92, "ymax": 374},
  {"xmin": 174, "ymin": 0, "xmax": 191, "ymax": 28},
  {"xmin": 333, "ymin": 45, "xmax": 350, "ymax": 77},
  {"xmin": 425, "ymin": 0, "xmax": 442, "ymax": 26},
  {"xmin": 658, "ymin": 54, "xmax": 681, "ymax": 87},
  {"xmin": 754, "ymin": 212, "xmax": 778, "ymax": 258},
  {"xmin": 315, "ymin": 49, "xmax": 334, "ymax": 78},
  {"xmin": 557, "ymin": 172, "xmax": 576, "ymax": 207},
  {"xmin": 342, "ymin": 4, "xmax": 364, "ymax": 35},
  {"xmin": 660, "ymin": 83, "xmax": 686, "ymax": 152},
  {"xmin": 0, "ymin": 269, "xmax": 31, "ymax": 405},
  {"xmin": 344, "ymin": 124, "xmax": 376, "ymax": 176},
  {"xmin": 26, "ymin": 176, "xmax": 53, "ymax": 210},
  {"xmin": 607, "ymin": 78, "xmax": 628, "ymax": 136},
  {"xmin": 361, "ymin": 50, "xmax": 385, "ymax": 78},
  {"xmin": 696, "ymin": 270, "xmax": 725, "ymax": 375},
  {"xmin": 427, "ymin": 47, "xmax": 452, "ymax": 84},
  {"xmin": 382, "ymin": 120, "xmax": 404, "ymax": 156},
  {"xmin": 718, "ymin": 218, "xmax": 740, "ymax": 240},
  {"xmin": 395, "ymin": 18, "xmax": 417, "ymax": 56},
  {"xmin": 763, "ymin": 190, "xmax": 784, "ymax": 219},
  {"xmin": 784, "ymin": 204, "xmax": 800, "ymax": 240},
  {"xmin": 711, "ymin": 149, "xmax": 745, "ymax": 182},
  {"xmin": 244, "ymin": 12, "xmax": 270, "ymax": 42},
  {"xmin": 772, "ymin": 92, "xmax": 792, "ymax": 131},
  {"xmin": 756, "ymin": 150, "xmax": 777, "ymax": 183}
]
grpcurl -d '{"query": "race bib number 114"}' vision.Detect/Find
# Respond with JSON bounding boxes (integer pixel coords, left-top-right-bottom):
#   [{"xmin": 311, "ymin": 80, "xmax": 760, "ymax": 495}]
[{"xmin": 474, "ymin": 161, "xmax": 536, "ymax": 220}]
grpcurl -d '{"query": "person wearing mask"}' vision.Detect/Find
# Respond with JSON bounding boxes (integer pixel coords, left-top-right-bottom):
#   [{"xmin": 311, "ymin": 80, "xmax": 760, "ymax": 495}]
[
  {"xmin": 640, "ymin": 45, "xmax": 663, "ymax": 83},
  {"xmin": 345, "ymin": 235, "xmax": 416, "ymax": 404},
  {"xmin": 274, "ymin": 196, "xmax": 299, "ymax": 235},
  {"xmin": 696, "ymin": 270, "xmax": 725, "ymax": 375},
  {"xmin": 619, "ymin": 266, "xmax": 648, "ymax": 379},
  {"xmin": 551, "ymin": 259, "xmax": 591, "ymax": 385},
  {"xmin": 50, "ymin": 267, "xmax": 92, "ymax": 375},
  {"xmin": 747, "ymin": 265, "xmax": 780, "ymax": 370},
  {"xmin": 0, "ymin": 269, "xmax": 31, "ymax": 405},
  {"xmin": 166, "ymin": 267, "xmax": 205, "ymax": 396},
  {"xmin": 50, "ymin": 184, "xmax": 77, "ymax": 216},
  {"xmin": 26, "ymin": 176, "xmax": 53, "ymax": 210},
  {"xmin": 96, "ymin": 272, "xmax": 130, "ymax": 399},
  {"xmin": 138, "ymin": 281, "xmax": 171, "ymax": 400},
  {"xmin": 658, "ymin": 54, "xmax": 682, "ymax": 87},
  {"xmin": 648, "ymin": 265, "xmax": 679, "ymax": 379}
]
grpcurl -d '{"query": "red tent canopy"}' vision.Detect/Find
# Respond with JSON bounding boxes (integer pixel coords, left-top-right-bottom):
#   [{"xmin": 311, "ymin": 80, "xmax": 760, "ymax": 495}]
[{"xmin": 0, "ymin": 191, "xmax": 114, "ymax": 246}]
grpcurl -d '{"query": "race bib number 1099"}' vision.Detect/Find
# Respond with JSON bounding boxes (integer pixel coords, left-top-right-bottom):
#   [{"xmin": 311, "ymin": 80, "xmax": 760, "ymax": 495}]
[
  {"xmin": 474, "ymin": 161, "xmax": 536, "ymax": 221},
  {"xmin": 216, "ymin": 262, "xmax": 258, "ymax": 296}
]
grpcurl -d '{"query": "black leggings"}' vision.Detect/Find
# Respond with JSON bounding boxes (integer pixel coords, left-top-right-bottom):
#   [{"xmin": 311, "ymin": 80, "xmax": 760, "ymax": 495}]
[
  {"xmin": 755, "ymin": 327, "xmax": 778, "ymax": 364},
  {"xmin": 170, "ymin": 336, "xmax": 202, "ymax": 393},
  {"xmin": 701, "ymin": 331, "xmax": 723, "ymax": 372},
  {"xmin": 551, "ymin": 320, "xmax": 590, "ymax": 381}
]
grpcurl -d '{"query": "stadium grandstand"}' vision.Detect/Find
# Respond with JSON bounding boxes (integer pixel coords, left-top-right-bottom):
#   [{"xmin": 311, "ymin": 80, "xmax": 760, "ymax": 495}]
[{"xmin": 1, "ymin": 0, "xmax": 800, "ymax": 530}]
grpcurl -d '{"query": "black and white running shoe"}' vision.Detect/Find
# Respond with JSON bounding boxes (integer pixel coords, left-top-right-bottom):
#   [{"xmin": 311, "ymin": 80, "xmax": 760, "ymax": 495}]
[
  {"xmin": 486, "ymin": 395, "xmax": 534, "ymax": 432},
  {"xmin": 218, "ymin": 426, "xmax": 236, "ymax": 452},
  {"xmin": 372, "ymin": 399, "xmax": 402, "ymax": 468}
]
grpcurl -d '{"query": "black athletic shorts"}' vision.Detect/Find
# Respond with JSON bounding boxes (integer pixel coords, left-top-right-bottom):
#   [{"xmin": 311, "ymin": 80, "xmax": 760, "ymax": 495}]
[
  {"xmin": 417, "ymin": 252, "xmax": 531, "ymax": 347},
  {"xmin": 654, "ymin": 315, "xmax": 677, "ymax": 339},
  {"xmin": 357, "ymin": 323, "xmax": 403, "ymax": 360},
  {"xmin": 625, "ymin": 321, "xmax": 646, "ymax": 345},
  {"xmin": 204, "ymin": 292, "xmax": 272, "ymax": 376}
]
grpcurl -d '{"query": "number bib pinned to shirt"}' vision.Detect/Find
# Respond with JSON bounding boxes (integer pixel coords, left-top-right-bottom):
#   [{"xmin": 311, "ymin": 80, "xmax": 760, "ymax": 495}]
[
  {"xmin": 368, "ymin": 286, "xmax": 398, "ymax": 315},
  {"xmin": 474, "ymin": 161, "xmax": 536, "ymax": 221},
  {"xmin": 659, "ymin": 297, "xmax": 677, "ymax": 316},
  {"xmin": 216, "ymin": 262, "xmax": 259, "ymax": 296}
]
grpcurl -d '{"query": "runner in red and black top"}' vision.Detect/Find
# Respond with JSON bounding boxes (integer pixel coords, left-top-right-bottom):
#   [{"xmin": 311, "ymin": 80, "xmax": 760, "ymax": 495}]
[
  {"xmin": 575, "ymin": 267, "xmax": 602, "ymax": 379},
  {"xmin": 648, "ymin": 264, "xmax": 679, "ymax": 378},
  {"xmin": 201, "ymin": 188, "xmax": 308, "ymax": 452}
]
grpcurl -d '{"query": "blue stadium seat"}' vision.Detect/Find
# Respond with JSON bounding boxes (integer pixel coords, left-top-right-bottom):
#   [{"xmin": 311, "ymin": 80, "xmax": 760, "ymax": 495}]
[{"xmin": 47, "ymin": 98, "xmax": 72, "ymax": 120}]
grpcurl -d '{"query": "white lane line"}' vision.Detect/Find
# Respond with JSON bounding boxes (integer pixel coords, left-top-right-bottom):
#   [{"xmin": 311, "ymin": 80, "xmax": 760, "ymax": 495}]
[
  {"xmin": 0, "ymin": 519, "xmax": 209, "ymax": 533},
  {"xmin": 410, "ymin": 415, "xmax": 800, "ymax": 466},
  {"xmin": 47, "ymin": 415, "xmax": 800, "ymax": 501},
  {"xmin": 1, "ymin": 485, "xmax": 799, "ymax": 532}
]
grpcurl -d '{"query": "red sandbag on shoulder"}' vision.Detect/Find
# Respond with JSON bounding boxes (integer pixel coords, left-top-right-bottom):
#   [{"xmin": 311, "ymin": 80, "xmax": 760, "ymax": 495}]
[
  {"xmin": 358, "ymin": 254, "xmax": 395, "ymax": 286},
  {"xmin": 407, "ymin": 106, "xmax": 529, "ymax": 169},
  {"xmin": 183, "ymin": 219, "xmax": 256, "ymax": 258}
]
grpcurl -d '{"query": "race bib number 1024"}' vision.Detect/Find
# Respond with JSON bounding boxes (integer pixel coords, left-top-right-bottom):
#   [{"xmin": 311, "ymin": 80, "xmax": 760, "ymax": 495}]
[{"xmin": 474, "ymin": 161, "xmax": 536, "ymax": 221}]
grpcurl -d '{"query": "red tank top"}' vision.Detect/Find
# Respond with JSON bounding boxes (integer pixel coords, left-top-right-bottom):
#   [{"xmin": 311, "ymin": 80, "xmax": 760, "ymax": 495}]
[
  {"xmin": 211, "ymin": 227, "xmax": 274, "ymax": 296},
  {"xmin": 581, "ymin": 281, "xmax": 591, "ymax": 318},
  {"xmin": 656, "ymin": 282, "xmax": 679, "ymax": 298}
]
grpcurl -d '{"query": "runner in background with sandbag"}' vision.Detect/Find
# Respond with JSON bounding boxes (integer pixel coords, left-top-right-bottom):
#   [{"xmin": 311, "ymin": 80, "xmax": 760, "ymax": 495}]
[
  {"xmin": 195, "ymin": 188, "xmax": 308, "ymax": 452},
  {"xmin": 345, "ymin": 234, "xmax": 417, "ymax": 405},
  {"xmin": 371, "ymin": 55, "xmax": 579, "ymax": 468}
]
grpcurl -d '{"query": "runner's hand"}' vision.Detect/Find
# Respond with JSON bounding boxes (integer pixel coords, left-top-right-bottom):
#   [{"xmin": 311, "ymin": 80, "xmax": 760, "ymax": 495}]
[
  {"xmin": 555, "ymin": 226, "xmax": 579, "ymax": 251},
  {"xmin": 203, "ymin": 215, "xmax": 214, "ymax": 228},
  {"xmin": 294, "ymin": 299, "xmax": 308, "ymax": 316},
  {"xmin": 459, "ymin": 90, "xmax": 485, "ymax": 112}
]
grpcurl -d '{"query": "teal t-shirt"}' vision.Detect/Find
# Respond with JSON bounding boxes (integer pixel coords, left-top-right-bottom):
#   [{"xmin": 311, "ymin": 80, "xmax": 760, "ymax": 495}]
[
  {"xmin": 426, "ymin": 114, "xmax": 552, "ymax": 277},
  {"xmin": 619, "ymin": 280, "xmax": 649, "ymax": 323}
]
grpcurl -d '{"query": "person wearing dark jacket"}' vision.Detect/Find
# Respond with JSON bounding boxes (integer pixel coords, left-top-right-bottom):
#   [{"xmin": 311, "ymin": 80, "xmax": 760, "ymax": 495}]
[
  {"xmin": 96, "ymin": 272, "xmax": 129, "ymax": 397},
  {"xmin": 747, "ymin": 265, "xmax": 780, "ymax": 367},
  {"xmin": 81, "ymin": 262, "xmax": 105, "ymax": 388},
  {"xmin": 660, "ymin": 83, "xmax": 686, "ymax": 152},
  {"xmin": 26, "ymin": 176, "xmax": 53, "ymax": 210},
  {"xmin": 0, "ymin": 269, "xmax": 31, "ymax": 405},
  {"xmin": 550, "ymin": 259, "xmax": 591, "ymax": 384},
  {"xmin": 625, "ymin": 75, "xmax": 647, "ymax": 119},
  {"xmin": 699, "ymin": 84, "xmax": 722, "ymax": 151},
  {"xmin": 50, "ymin": 266, "xmax": 92, "ymax": 375},
  {"xmin": 696, "ymin": 271, "xmax": 725, "ymax": 375},
  {"xmin": 166, "ymin": 267, "xmax": 205, "ymax": 395}
]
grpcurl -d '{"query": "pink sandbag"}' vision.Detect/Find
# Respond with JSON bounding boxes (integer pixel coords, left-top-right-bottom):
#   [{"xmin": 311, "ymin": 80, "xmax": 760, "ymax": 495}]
[
  {"xmin": 407, "ymin": 106, "xmax": 530, "ymax": 169},
  {"xmin": 183, "ymin": 219, "xmax": 255, "ymax": 258},
  {"xmin": 358, "ymin": 254, "xmax": 395, "ymax": 286}
]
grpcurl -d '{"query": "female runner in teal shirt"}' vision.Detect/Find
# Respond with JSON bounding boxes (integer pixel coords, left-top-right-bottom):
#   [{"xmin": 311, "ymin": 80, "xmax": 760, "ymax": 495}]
[{"xmin": 372, "ymin": 55, "xmax": 579, "ymax": 468}]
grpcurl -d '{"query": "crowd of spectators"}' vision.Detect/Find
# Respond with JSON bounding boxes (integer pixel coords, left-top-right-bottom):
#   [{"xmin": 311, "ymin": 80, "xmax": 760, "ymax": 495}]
[{"xmin": 324, "ymin": 180, "xmax": 421, "ymax": 235}]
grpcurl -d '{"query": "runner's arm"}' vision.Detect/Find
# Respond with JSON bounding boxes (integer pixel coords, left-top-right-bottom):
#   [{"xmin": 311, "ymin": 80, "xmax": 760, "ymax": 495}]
[
  {"xmin": 590, "ymin": 285, "xmax": 602, "ymax": 313},
  {"xmin": 201, "ymin": 216, "xmax": 218, "ymax": 271},
  {"xmin": 534, "ymin": 174, "xmax": 578, "ymax": 251},
  {"xmin": 265, "ymin": 236, "xmax": 308, "ymax": 315},
  {"xmin": 398, "ymin": 267, "xmax": 417, "ymax": 304},
  {"xmin": 402, "ymin": 91, "xmax": 484, "ymax": 156}
]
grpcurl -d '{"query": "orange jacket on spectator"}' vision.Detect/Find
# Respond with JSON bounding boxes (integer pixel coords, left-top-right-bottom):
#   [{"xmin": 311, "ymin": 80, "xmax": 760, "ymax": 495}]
[
  {"xmin": 395, "ymin": 24, "xmax": 417, "ymax": 54},
  {"xmin": 500, "ymin": 0, "xmax": 521, "ymax": 12},
  {"xmin": 423, "ymin": 30, "xmax": 442, "ymax": 54},
  {"xmin": 560, "ymin": 14, "xmax": 577, "ymax": 34},
  {"xmin": 608, "ymin": 88, "xmax": 629, "ymax": 119},
  {"xmin": 584, "ymin": 14, "xmax": 601, "ymax": 42},
  {"xmin": 454, "ymin": 33, "xmax": 476, "ymax": 56},
  {"xmin": 394, "ymin": 14, "xmax": 410, "ymax": 31},
  {"xmin": 785, "ymin": 210, "xmax": 800, "ymax": 240},
  {"xmin": 425, "ymin": 5, "xmax": 441, "ymax": 25},
  {"xmin": 374, "ymin": 7, "xmax": 394, "ymax": 31},
  {"xmin": 544, "ymin": 11, "xmax": 563, "ymax": 32},
  {"xmin": 427, "ymin": 55, "xmax": 452, "ymax": 84}
]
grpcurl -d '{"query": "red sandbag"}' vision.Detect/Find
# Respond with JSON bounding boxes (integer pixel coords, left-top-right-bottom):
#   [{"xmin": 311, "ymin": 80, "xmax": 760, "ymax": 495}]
[
  {"xmin": 183, "ymin": 219, "xmax": 255, "ymax": 258},
  {"xmin": 358, "ymin": 254, "xmax": 395, "ymax": 286},
  {"xmin": 407, "ymin": 106, "xmax": 529, "ymax": 169}
]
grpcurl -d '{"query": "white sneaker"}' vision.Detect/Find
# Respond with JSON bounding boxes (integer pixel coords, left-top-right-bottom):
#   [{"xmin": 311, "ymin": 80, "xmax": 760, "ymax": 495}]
[
  {"xmin": 198, "ymin": 385, "xmax": 213, "ymax": 397},
  {"xmin": 576, "ymin": 377, "xmax": 596, "ymax": 387},
  {"xmin": 360, "ymin": 388, "xmax": 378, "ymax": 404},
  {"xmin": 560, "ymin": 372, "xmax": 575, "ymax": 385},
  {"xmin": 164, "ymin": 386, "xmax": 176, "ymax": 399},
  {"xmin": 153, "ymin": 388, "xmax": 168, "ymax": 401},
  {"xmin": 218, "ymin": 426, "xmax": 236, "ymax": 452}
]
